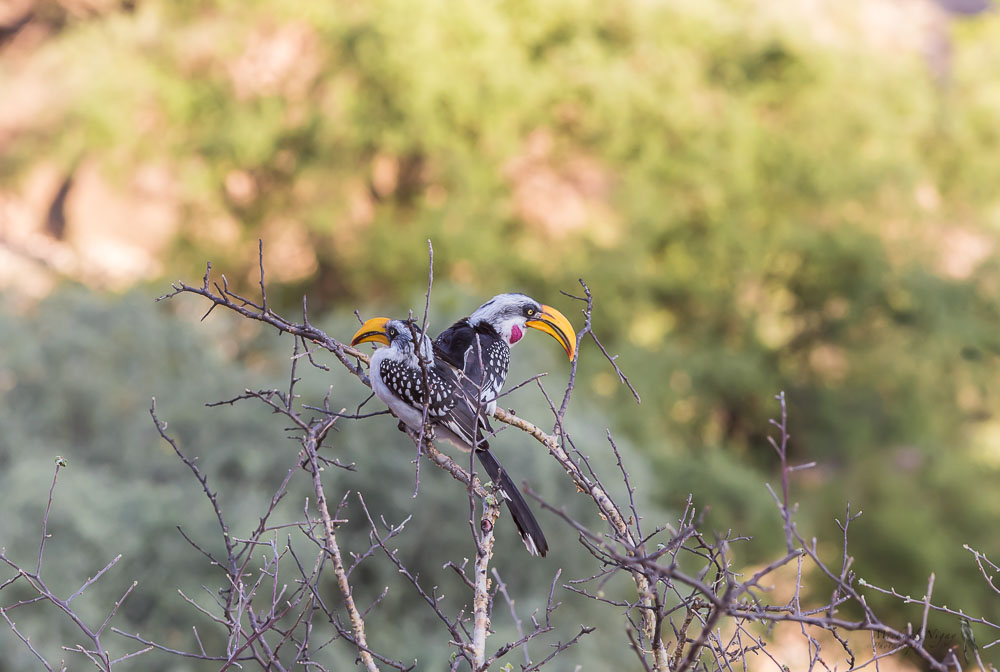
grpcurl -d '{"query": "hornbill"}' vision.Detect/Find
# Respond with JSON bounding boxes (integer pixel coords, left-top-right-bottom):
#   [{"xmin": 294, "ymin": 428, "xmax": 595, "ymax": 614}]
[
  {"xmin": 433, "ymin": 293, "xmax": 576, "ymax": 415},
  {"xmin": 351, "ymin": 317, "xmax": 549, "ymax": 557}
]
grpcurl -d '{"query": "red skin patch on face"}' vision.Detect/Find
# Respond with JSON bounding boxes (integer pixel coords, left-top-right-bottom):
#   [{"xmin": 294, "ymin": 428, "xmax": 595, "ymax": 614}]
[{"xmin": 509, "ymin": 324, "xmax": 523, "ymax": 344}]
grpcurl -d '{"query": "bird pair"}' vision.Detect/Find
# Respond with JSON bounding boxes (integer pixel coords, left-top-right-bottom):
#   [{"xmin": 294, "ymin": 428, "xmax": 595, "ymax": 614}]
[{"xmin": 351, "ymin": 294, "xmax": 576, "ymax": 558}]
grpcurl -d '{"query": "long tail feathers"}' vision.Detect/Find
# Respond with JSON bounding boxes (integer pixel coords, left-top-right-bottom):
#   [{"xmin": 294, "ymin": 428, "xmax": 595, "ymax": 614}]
[{"xmin": 476, "ymin": 449, "xmax": 549, "ymax": 557}]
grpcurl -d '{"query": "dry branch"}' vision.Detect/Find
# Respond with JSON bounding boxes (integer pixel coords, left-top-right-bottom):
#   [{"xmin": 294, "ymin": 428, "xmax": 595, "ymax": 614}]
[{"xmin": 5, "ymin": 246, "xmax": 998, "ymax": 672}]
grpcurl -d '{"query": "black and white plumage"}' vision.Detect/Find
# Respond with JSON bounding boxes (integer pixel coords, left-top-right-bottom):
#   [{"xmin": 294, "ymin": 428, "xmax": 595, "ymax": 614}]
[
  {"xmin": 434, "ymin": 293, "xmax": 576, "ymax": 416},
  {"xmin": 352, "ymin": 317, "xmax": 548, "ymax": 557}
]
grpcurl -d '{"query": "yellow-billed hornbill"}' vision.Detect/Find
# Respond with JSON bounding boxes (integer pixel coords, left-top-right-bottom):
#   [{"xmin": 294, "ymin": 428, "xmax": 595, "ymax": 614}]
[
  {"xmin": 351, "ymin": 317, "xmax": 549, "ymax": 556},
  {"xmin": 433, "ymin": 294, "xmax": 576, "ymax": 415}
]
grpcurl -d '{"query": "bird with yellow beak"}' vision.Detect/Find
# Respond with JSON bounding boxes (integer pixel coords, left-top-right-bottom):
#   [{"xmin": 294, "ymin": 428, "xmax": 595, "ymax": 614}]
[{"xmin": 433, "ymin": 293, "xmax": 576, "ymax": 416}]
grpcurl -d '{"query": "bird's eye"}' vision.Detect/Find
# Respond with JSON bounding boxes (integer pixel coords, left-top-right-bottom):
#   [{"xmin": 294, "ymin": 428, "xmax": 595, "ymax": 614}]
[
  {"xmin": 525, "ymin": 307, "xmax": 535, "ymax": 317},
  {"xmin": 388, "ymin": 327, "xmax": 397, "ymax": 338}
]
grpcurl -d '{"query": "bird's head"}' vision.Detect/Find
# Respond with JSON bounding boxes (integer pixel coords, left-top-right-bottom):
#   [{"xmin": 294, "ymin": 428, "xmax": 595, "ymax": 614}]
[
  {"xmin": 469, "ymin": 293, "xmax": 576, "ymax": 360},
  {"xmin": 351, "ymin": 318, "xmax": 434, "ymax": 360}
]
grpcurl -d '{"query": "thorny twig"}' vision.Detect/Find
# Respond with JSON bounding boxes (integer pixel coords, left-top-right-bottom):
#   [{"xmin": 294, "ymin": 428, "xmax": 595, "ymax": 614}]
[{"xmin": 1, "ymin": 461, "xmax": 146, "ymax": 671}]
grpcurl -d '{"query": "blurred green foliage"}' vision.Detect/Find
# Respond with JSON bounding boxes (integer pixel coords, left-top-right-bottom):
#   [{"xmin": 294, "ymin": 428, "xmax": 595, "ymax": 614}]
[{"xmin": 3, "ymin": 0, "xmax": 1000, "ymax": 664}]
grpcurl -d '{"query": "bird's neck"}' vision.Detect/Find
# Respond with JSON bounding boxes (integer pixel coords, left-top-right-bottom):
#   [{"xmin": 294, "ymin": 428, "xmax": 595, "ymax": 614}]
[
  {"xmin": 469, "ymin": 319, "xmax": 510, "ymax": 344},
  {"xmin": 373, "ymin": 345, "xmax": 428, "ymax": 368}
]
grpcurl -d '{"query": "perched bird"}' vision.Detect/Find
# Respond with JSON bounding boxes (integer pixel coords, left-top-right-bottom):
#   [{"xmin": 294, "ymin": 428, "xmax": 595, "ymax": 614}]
[
  {"xmin": 351, "ymin": 317, "xmax": 549, "ymax": 556},
  {"xmin": 433, "ymin": 293, "xmax": 576, "ymax": 415}
]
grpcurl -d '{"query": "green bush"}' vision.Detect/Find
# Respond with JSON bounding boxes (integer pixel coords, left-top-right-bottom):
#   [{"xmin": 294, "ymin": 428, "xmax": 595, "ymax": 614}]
[{"xmin": 3, "ymin": 0, "xmax": 1000, "ymax": 661}]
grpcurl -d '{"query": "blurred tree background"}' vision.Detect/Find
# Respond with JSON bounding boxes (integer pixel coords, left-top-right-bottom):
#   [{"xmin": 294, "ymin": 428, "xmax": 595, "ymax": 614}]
[{"xmin": 2, "ymin": 0, "xmax": 999, "ymax": 668}]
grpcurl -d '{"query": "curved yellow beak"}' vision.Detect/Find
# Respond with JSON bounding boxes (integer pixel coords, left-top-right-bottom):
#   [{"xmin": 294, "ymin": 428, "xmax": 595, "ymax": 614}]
[
  {"xmin": 526, "ymin": 304, "xmax": 576, "ymax": 361},
  {"xmin": 351, "ymin": 317, "xmax": 391, "ymax": 347}
]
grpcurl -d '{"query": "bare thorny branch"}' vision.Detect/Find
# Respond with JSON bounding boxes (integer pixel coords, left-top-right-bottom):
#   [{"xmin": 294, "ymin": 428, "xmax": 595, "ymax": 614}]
[
  {"xmin": 519, "ymin": 390, "xmax": 1000, "ymax": 672},
  {"xmin": 4, "ymin": 241, "xmax": 998, "ymax": 671},
  {"xmin": 1, "ymin": 460, "xmax": 145, "ymax": 671}
]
